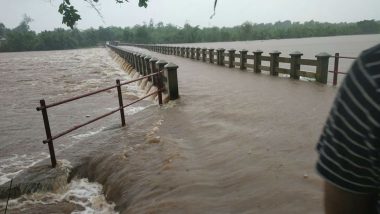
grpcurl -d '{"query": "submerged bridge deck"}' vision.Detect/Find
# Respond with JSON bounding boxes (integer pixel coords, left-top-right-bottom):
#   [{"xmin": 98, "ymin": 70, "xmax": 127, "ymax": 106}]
[{"xmin": 116, "ymin": 45, "xmax": 337, "ymax": 213}]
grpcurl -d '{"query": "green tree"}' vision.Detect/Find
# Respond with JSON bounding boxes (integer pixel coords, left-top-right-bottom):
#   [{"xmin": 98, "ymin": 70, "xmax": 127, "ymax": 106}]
[
  {"xmin": 357, "ymin": 20, "xmax": 380, "ymax": 34},
  {"xmin": 0, "ymin": 23, "xmax": 6, "ymax": 37},
  {"xmin": 57, "ymin": 0, "xmax": 219, "ymax": 29},
  {"xmin": 58, "ymin": 0, "xmax": 149, "ymax": 29},
  {"xmin": 1, "ymin": 15, "xmax": 37, "ymax": 51}
]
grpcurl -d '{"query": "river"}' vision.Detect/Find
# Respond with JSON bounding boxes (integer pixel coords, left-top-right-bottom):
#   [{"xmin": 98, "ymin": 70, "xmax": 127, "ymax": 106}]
[{"xmin": 0, "ymin": 34, "xmax": 379, "ymax": 213}]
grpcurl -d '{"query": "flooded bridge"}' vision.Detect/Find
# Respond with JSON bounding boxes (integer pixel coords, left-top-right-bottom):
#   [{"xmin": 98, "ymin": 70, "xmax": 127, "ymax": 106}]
[
  {"xmin": 107, "ymin": 44, "xmax": 337, "ymax": 213},
  {"xmin": 2, "ymin": 36, "xmax": 368, "ymax": 213}
]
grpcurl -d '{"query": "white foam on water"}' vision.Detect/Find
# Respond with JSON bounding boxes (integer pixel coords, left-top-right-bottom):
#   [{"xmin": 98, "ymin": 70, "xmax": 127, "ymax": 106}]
[
  {"xmin": 125, "ymin": 105, "xmax": 153, "ymax": 115},
  {"xmin": 1, "ymin": 178, "xmax": 118, "ymax": 214},
  {"xmin": 105, "ymin": 104, "xmax": 154, "ymax": 116},
  {"xmin": 0, "ymin": 152, "xmax": 50, "ymax": 185},
  {"xmin": 72, "ymin": 127, "xmax": 107, "ymax": 140}
]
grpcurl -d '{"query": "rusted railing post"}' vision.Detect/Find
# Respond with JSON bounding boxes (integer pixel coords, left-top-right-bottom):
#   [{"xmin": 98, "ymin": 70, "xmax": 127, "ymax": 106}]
[
  {"xmin": 190, "ymin": 47, "xmax": 195, "ymax": 59},
  {"xmin": 39, "ymin": 99, "xmax": 57, "ymax": 168},
  {"xmin": 156, "ymin": 60, "xmax": 168, "ymax": 105},
  {"xmin": 196, "ymin": 48, "xmax": 201, "ymax": 60},
  {"xmin": 209, "ymin": 49, "xmax": 215, "ymax": 64},
  {"xmin": 269, "ymin": 51, "xmax": 281, "ymax": 76},
  {"xmin": 228, "ymin": 49, "xmax": 236, "ymax": 68},
  {"xmin": 253, "ymin": 50, "xmax": 263, "ymax": 73},
  {"xmin": 164, "ymin": 63, "xmax": 180, "ymax": 100},
  {"xmin": 333, "ymin": 53, "xmax": 339, "ymax": 86},
  {"xmin": 290, "ymin": 51, "xmax": 303, "ymax": 80},
  {"xmin": 116, "ymin": 79, "xmax": 126, "ymax": 126},
  {"xmin": 202, "ymin": 48, "xmax": 207, "ymax": 62},
  {"xmin": 316, "ymin": 52, "xmax": 331, "ymax": 84},
  {"xmin": 150, "ymin": 58, "xmax": 158, "ymax": 85},
  {"xmin": 239, "ymin": 49, "xmax": 248, "ymax": 70}
]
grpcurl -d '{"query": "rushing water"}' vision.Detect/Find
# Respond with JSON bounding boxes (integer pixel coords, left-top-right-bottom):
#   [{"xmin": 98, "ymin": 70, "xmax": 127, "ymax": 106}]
[{"xmin": 0, "ymin": 35, "xmax": 379, "ymax": 213}]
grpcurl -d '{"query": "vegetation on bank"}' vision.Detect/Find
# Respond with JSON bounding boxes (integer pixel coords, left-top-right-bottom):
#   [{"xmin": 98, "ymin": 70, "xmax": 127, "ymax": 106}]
[{"xmin": 0, "ymin": 18, "xmax": 379, "ymax": 52}]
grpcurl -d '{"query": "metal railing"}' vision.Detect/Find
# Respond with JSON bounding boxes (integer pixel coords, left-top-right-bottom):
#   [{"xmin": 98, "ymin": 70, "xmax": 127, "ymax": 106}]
[
  {"xmin": 329, "ymin": 53, "xmax": 357, "ymax": 86},
  {"xmin": 37, "ymin": 70, "xmax": 164, "ymax": 168}
]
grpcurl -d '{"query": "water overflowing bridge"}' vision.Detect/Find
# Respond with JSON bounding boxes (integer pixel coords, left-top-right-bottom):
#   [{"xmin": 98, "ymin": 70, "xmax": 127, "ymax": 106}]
[
  {"xmin": 107, "ymin": 44, "xmax": 338, "ymax": 213},
  {"xmin": 1, "ymin": 38, "xmax": 360, "ymax": 213}
]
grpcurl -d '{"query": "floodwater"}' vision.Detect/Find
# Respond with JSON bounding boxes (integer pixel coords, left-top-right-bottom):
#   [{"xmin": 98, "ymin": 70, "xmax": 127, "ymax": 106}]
[{"xmin": 0, "ymin": 34, "xmax": 379, "ymax": 213}]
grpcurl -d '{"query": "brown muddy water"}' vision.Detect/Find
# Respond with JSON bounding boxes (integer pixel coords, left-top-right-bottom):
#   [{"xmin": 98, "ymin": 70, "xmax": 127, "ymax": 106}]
[{"xmin": 0, "ymin": 35, "xmax": 379, "ymax": 213}]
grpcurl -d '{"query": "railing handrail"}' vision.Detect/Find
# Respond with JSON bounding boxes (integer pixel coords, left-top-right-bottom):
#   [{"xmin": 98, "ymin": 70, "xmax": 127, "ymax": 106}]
[
  {"xmin": 330, "ymin": 55, "xmax": 357, "ymax": 60},
  {"xmin": 42, "ymin": 89, "xmax": 162, "ymax": 144},
  {"xmin": 37, "ymin": 71, "xmax": 162, "ymax": 111},
  {"xmin": 38, "ymin": 66, "xmax": 165, "ymax": 168},
  {"xmin": 38, "ymin": 44, "xmax": 180, "ymax": 168}
]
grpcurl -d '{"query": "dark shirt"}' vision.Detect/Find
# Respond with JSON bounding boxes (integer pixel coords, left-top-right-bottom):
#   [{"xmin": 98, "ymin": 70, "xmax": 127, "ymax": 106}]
[{"xmin": 316, "ymin": 44, "xmax": 380, "ymax": 193}]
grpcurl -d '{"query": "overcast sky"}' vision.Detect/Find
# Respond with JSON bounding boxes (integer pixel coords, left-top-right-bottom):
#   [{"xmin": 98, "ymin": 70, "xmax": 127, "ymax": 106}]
[{"xmin": 1, "ymin": 0, "xmax": 380, "ymax": 32}]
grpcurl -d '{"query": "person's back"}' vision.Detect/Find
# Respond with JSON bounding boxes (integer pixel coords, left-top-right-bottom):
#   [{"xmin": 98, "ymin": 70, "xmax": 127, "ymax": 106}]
[{"xmin": 316, "ymin": 44, "xmax": 380, "ymax": 213}]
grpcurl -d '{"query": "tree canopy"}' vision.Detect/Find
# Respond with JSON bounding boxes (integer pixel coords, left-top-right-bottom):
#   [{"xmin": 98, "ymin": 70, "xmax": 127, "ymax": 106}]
[
  {"xmin": 59, "ymin": 0, "xmax": 149, "ymax": 28},
  {"xmin": 1, "ymin": 18, "xmax": 380, "ymax": 52},
  {"xmin": 59, "ymin": 0, "xmax": 219, "ymax": 29}
]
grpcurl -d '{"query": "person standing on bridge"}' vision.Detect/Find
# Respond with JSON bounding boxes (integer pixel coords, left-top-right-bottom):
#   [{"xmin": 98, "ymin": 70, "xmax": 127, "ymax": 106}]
[{"xmin": 316, "ymin": 44, "xmax": 380, "ymax": 214}]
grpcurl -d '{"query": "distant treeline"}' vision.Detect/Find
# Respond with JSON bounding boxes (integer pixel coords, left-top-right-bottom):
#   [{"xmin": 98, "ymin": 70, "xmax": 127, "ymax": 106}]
[{"xmin": 1, "ymin": 18, "xmax": 380, "ymax": 52}]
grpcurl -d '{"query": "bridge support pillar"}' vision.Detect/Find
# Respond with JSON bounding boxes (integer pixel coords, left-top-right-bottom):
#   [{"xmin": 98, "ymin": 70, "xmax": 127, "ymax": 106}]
[
  {"xmin": 196, "ymin": 48, "xmax": 201, "ymax": 60},
  {"xmin": 253, "ymin": 50, "xmax": 263, "ymax": 73},
  {"xmin": 190, "ymin": 48, "xmax": 195, "ymax": 59},
  {"xmin": 228, "ymin": 49, "xmax": 236, "ymax": 68},
  {"xmin": 209, "ymin": 49, "xmax": 215, "ymax": 64},
  {"xmin": 290, "ymin": 51, "xmax": 303, "ymax": 80},
  {"xmin": 202, "ymin": 48, "xmax": 207, "ymax": 62},
  {"xmin": 165, "ymin": 63, "xmax": 180, "ymax": 100},
  {"xmin": 184, "ymin": 47, "xmax": 189, "ymax": 58},
  {"xmin": 316, "ymin": 52, "xmax": 331, "ymax": 84},
  {"xmin": 239, "ymin": 49, "xmax": 248, "ymax": 70},
  {"xmin": 269, "ymin": 51, "xmax": 281, "ymax": 76}
]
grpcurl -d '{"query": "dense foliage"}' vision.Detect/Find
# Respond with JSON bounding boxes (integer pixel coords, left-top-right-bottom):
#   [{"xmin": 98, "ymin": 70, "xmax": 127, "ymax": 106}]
[
  {"xmin": 59, "ymin": 0, "xmax": 149, "ymax": 28},
  {"xmin": 1, "ymin": 19, "xmax": 379, "ymax": 52}
]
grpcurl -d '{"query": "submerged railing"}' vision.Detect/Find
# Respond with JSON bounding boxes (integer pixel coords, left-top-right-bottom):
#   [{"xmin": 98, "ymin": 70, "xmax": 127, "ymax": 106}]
[
  {"xmin": 119, "ymin": 43, "xmax": 356, "ymax": 86},
  {"xmin": 37, "ymin": 45, "xmax": 179, "ymax": 167}
]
